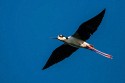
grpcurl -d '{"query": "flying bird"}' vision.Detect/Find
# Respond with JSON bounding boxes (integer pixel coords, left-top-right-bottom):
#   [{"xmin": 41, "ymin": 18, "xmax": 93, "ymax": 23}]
[{"xmin": 42, "ymin": 9, "xmax": 112, "ymax": 70}]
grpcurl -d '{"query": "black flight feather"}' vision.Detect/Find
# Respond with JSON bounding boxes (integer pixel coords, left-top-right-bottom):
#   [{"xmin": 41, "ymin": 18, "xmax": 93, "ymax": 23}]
[
  {"xmin": 73, "ymin": 9, "xmax": 106, "ymax": 41},
  {"xmin": 42, "ymin": 44, "xmax": 78, "ymax": 70}
]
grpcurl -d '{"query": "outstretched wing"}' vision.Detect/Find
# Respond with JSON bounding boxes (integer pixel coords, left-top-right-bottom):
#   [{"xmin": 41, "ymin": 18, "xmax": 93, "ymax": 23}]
[
  {"xmin": 42, "ymin": 44, "xmax": 78, "ymax": 70},
  {"xmin": 72, "ymin": 9, "xmax": 106, "ymax": 41}
]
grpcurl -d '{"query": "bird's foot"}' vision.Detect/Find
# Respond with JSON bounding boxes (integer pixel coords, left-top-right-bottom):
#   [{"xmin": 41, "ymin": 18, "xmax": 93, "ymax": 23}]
[{"xmin": 104, "ymin": 54, "xmax": 113, "ymax": 59}]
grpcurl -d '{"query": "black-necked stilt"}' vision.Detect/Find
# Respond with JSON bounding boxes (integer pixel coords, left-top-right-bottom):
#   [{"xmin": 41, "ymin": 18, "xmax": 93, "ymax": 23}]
[{"xmin": 42, "ymin": 9, "xmax": 112, "ymax": 70}]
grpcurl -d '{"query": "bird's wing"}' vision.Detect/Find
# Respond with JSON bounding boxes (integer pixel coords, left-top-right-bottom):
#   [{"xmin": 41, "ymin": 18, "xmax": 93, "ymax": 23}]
[
  {"xmin": 72, "ymin": 9, "xmax": 106, "ymax": 41},
  {"xmin": 42, "ymin": 44, "xmax": 78, "ymax": 70}
]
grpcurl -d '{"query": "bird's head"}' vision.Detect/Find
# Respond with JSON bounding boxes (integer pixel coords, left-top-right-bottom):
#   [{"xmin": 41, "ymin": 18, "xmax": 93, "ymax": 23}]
[
  {"xmin": 50, "ymin": 34, "xmax": 67, "ymax": 41},
  {"xmin": 57, "ymin": 34, "xmax": 67, "ymax": 41}
]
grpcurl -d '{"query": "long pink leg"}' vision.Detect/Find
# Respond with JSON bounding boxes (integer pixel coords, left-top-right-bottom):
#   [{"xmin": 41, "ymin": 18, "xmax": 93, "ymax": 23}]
[{"xmin": 89, "ymin": 47, "xmax": 112, "ymax": 59}]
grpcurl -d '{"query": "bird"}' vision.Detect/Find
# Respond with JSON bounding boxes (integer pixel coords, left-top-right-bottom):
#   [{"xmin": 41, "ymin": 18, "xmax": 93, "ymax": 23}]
[{"xmin": 42, "ymin": 9, "xmax": 112, "ymax": 70}]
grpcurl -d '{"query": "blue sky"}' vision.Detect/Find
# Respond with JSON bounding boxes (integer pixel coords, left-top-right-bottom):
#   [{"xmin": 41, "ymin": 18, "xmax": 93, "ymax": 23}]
[{"xmin": 0, "ymin": 0, "xmax": 125, "ymax": 83}]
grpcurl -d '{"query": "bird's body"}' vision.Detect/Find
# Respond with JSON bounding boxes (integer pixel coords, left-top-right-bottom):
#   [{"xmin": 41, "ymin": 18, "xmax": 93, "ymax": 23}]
[
  {"xmin": 42, "ymin": 9, "xmax": 112, "ymax": 70},
  {"xmin": 59, "ymin": 35, "xmax": 91, "ymax": 48}
]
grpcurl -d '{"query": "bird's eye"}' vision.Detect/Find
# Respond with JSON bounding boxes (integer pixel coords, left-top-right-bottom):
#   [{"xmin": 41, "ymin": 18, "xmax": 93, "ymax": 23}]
[{"xmin": 59, "ymin": 35, "xmax": 63, "ymax": 37}]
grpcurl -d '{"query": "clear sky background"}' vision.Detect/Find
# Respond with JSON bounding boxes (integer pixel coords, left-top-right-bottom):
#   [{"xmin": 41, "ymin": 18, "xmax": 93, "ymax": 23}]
[{"xmin": 0, "ymin": 0, "xmax": 125, "ymax": 83}]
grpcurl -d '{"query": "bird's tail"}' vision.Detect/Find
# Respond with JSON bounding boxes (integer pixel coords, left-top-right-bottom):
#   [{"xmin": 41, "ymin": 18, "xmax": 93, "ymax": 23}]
[{"xmin": 91, "ymin": 48, "xmax": 112, "ymax": 59}]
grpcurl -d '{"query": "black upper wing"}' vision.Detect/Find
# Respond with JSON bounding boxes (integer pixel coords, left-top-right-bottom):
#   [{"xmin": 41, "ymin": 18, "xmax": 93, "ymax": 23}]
[
  {"xmin": 42, "ymin": 44, "xmax": 78, "ymax": 70},
  {"xmin": 72, "ymin": 9, "xmax": 106, "ymax": 41}
]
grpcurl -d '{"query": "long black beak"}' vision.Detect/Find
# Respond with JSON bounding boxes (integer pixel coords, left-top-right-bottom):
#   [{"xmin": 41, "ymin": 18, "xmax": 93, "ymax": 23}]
[{"xmin": 49, "ymin": 37, "xmax": 57, "ymax": 39}]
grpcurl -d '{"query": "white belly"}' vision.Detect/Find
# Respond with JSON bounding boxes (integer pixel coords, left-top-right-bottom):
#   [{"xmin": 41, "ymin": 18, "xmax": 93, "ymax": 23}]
[
  {"xmin": 64, "ymin": 36, "xmax": 90, "ymax": 48},
  {"xmin": 80, "ymin": 42, "xmax": 90, "ymax": 47}
]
